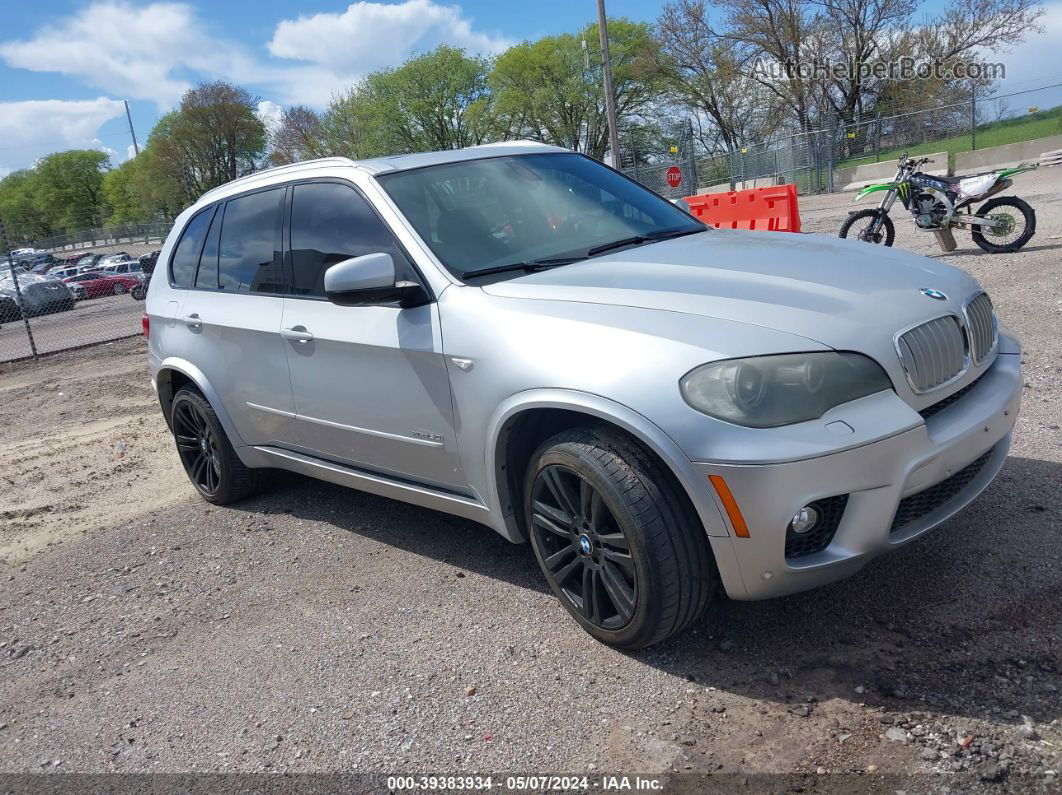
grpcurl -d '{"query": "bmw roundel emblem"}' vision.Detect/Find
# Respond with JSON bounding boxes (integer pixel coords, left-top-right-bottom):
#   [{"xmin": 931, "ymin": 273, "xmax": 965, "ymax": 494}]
[
  {"xmin": 920, "ymin": 288, "xmax": 948, "ymax": 301},
  {"xmin": 578, "ymin": 534, "xmax": 593, "ymax": 555}
]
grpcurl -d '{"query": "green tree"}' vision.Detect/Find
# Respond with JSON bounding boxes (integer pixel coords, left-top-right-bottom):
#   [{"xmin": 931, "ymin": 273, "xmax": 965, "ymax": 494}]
[
  {"xmin": 322, "ymin": 45, "xmax": 496, "ymax": 158},
  {"xmin": 101, "ymin": 157, "xmax": 145, "ymax": 224},
  {"xmin": 0, "ymin": 169, "xmax": 50, "ymax": 244},
  {"xmin": 150, "ymin": 81, "xmax": 267, "ymax": 202},
  {"xmin": 32, "ymin": 149, "xmax": 110, "ymax": 232},
  {"xmin": 490, "ymin": 19, "xmax": 660, "ymax": 160}
]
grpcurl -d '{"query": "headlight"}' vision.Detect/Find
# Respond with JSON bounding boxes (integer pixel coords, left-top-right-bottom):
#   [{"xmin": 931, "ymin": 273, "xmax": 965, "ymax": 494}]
[{"xmin": 680, "ymin": 352, "xmax": 892, "ymax": 428}]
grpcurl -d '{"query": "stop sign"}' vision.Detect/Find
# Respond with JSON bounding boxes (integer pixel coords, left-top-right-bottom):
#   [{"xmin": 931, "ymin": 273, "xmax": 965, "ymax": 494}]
[{"xmin": 666, "ymin": 166, "xmax": 682, "ymax": 188}]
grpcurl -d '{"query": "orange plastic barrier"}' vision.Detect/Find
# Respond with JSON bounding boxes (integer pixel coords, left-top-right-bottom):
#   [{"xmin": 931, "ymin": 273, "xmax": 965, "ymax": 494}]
[{"xmin": 683, "ymin": 183, "xmax": 802, "ymax": 233}]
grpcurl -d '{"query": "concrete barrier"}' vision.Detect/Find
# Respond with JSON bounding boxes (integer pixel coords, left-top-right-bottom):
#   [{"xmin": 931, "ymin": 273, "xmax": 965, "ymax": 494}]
[
  {"xmin": 699, "ymin": 177, "xmax": 784, "ymax": 194},
  {"xmin": 840, "ymin": 151, "xmax": 948, "ymax": 191},
  {"xmin": 954, "ymin": 134, "xmax": 1062, "ymax": 174}
]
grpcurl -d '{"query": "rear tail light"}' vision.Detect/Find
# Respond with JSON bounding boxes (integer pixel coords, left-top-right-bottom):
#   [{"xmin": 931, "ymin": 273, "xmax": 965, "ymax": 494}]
[{"xmin": 141, "ymin": 313, "xmax": 150, "ymax": 338}]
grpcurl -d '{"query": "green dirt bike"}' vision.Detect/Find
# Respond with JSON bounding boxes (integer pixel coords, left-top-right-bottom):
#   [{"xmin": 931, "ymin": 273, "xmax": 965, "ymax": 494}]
[{"xmin": 839, "ymin": 153, "xmax": 1038, "ymax": 253}]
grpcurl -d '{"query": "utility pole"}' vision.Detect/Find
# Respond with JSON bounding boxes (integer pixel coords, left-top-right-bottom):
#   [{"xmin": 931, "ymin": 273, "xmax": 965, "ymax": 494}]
[
  {"xmin": 596, "ymin": 0, "xmax": 621, "ymax": 168},
  {"xmin": 124, "ymin": 100, "xmax": 140, "ymax": 157},
  {"xmin": 970, "ymin": 83, "xmax": 977, "ymax": 151}
]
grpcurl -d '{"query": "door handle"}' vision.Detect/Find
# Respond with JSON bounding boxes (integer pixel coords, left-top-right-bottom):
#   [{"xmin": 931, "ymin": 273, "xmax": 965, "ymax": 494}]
[
  {"xmin": 181, "ymin": 313, "xmax": 202, "ymax": 329},
  {"xmin": 281, "ymin": 326, "xmax": 314, "ymax": 343}
]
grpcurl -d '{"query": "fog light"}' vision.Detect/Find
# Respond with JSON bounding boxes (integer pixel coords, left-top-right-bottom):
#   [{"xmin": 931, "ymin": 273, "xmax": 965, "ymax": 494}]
[{"xmin": 789, "ymin": 505, "xmax": 820, "ymax": 534}]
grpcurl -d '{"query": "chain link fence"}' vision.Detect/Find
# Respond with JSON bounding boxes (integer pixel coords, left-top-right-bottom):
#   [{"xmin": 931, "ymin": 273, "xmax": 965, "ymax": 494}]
[
  {"xmin": 1, "ymin": 222, "xmax": 167, "ymax": 363},
  {"xmin": 622, "ymin": 84, "xmax": 1062, "ymax": 197}
]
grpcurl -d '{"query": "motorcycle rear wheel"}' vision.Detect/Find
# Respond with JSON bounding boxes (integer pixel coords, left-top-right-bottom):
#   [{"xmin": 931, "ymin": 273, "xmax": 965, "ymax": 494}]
[
  {"xmin": 971, "ymin": 197, "xmax": 1035, "ymax": 253},
  {"xmin": 840, "ymin": 209, "xmax": 895, "ymax": 247}
]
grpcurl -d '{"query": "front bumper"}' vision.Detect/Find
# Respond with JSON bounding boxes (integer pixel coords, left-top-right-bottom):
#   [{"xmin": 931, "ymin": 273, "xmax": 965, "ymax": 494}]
[{"xmin": 699, "ymin": 347, "xmax": 1022, "ymax": 600}]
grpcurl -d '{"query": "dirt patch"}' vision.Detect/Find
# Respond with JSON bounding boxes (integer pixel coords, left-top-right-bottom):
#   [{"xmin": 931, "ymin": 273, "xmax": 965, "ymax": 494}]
[{"xmin": 0, "ymin": 338, "xmax": 188, "ymax": 564}]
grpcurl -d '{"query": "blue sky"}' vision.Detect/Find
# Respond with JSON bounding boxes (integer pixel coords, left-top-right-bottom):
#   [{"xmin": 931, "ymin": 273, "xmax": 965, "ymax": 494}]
[{"xmin": 1, "ymin": 0, "xmax": 1060, "ymax": 176}]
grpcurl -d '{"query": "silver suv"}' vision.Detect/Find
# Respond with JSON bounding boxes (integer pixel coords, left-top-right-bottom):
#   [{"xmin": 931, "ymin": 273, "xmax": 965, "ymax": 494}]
[{"xmin": 146, "ymin": 143, "xmax": 1021, "ymax": 648}]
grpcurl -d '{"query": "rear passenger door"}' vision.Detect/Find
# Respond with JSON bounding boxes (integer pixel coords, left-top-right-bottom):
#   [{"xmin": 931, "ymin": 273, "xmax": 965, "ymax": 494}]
[
  {"xmin": 278, "ymin": 179, "xmax": 466, "ymax": 490},
  {"xmin": 168, "ymin": 187, "xmax": 295, "ymax": 446}
]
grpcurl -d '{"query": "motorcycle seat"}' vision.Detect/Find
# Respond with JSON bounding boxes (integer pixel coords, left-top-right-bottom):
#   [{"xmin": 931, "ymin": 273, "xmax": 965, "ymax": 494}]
[{"xmin": 934, "ymin": 170, "xmax": 999, "ymax": 184}]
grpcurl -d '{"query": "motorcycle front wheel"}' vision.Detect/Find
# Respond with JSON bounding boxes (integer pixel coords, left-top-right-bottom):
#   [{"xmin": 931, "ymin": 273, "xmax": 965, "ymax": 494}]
[
  {"xmin": 840, "ymin": 209, "xmax": 895, "ymax": 247},
  {"xmin": 971, "ymin": 197, "xmax": 1036, "ymax": 253}
]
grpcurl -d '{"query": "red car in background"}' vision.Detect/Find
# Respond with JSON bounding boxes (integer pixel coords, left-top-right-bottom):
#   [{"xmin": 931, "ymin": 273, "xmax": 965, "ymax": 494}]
[{"xmin": 63, "ymin": 271, "xmax": 142, "ymax": 298}]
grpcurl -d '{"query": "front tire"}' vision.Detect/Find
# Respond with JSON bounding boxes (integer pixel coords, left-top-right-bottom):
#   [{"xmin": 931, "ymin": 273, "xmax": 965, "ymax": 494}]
[
  {"xmin": 524, "ymin": 426, "xmax": 716, "ymax": 648},
  {"xmin": 971, "ymin": 197, "xmax": 1035, "ymax": 253},
  {"xmin": 170, "ymin": 387, "xmax": 261, "ymax": 504},
  {"xmin": 113, "ymin": 282, "xmax": 127, "ymax": 295},
  {"xmin": 840, "ymin": 208, "xmax": 895, "ymax": 246}
]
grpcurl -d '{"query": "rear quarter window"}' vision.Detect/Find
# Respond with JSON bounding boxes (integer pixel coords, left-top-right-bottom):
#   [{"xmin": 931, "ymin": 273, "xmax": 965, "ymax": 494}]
[{"xmin": 170, "ymin": 207, "xmax": 215, "ymax": 288}]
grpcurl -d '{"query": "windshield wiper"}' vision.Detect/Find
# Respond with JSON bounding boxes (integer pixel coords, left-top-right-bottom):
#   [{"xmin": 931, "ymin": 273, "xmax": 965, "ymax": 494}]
[
  {"xmin": 461, "ymin": 256, "xmax": 584, "ymax": 280},
  {"xmin": 585, "ymin": 226, "xmax": 704, "ymax": 257}
]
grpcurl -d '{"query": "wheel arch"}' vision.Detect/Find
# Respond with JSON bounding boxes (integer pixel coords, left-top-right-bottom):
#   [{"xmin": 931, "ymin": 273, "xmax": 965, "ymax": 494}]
[
  {"xmin": 486, "ymin": 390, "xmax": 729, "ymax": 544},
  {"xmin": 155, "ymin": 358, "xmax": 245, "ymax": 448}
]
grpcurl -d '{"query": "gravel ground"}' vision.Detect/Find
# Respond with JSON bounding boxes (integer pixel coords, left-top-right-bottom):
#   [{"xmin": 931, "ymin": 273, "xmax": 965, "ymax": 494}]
[{"xmin": 0, "ymin": 169, "xmax": 1059, "ymax": 792}]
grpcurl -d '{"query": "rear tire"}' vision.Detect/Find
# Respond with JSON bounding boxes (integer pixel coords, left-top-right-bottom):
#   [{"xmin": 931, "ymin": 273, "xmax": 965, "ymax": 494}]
[
  {"xmin": 113, "ymin": 282, "xmax": 126, "ymax": 295},
  {"xmin": 170, "ymin": 387, "xmax": 261, "ymax": 505},
  {"xmin": 971, "ymin": 197, "xmax": 1035, "ymax": 253},
  {"xmin": 840, "ymin": 208, "xmax": 895, "ymax": 246},
  {"xmin": 524, "ymin": 425, "xmax": 716, "ymax": 648}
]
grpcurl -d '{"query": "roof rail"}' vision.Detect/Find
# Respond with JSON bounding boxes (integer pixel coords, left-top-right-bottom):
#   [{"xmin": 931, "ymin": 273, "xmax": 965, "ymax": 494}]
[{"xmin": 198, "ymin": 157, "xmax": 356, "ymax": 201}]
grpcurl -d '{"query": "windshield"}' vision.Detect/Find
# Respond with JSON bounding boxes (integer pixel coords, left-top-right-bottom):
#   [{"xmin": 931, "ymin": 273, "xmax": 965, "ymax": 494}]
[{"xmin": 377, "ymin": 152, "xmax": 703, "ymax": 279}]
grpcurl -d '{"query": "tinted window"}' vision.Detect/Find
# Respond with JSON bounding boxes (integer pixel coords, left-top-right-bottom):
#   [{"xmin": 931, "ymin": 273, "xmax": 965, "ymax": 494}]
[
  {"xmin": 289, "ymin": 181, "xmax": 411, "ymax": 298},
  {"xmin": 170, "ymin": 207, "xmax": 214, "ymax": 288},
  {"xmin": 218, "ymin": 188, "xmax": 285, "ymax": 293},
  {"xmin": 196, "ymin": 205, "xmax": 223, "ymax": 289}
]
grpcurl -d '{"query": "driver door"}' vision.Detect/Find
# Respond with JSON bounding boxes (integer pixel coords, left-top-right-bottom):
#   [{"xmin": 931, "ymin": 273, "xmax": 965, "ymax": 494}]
[{"xmin": 278, "ymin": 179, "xmax": 466, "ymax": 491}]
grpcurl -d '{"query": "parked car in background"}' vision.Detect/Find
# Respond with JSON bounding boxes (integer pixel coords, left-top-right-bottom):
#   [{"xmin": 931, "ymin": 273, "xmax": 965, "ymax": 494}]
[
  {"xmin": 66, "ymin": 281, "xmax": 88, "ymax": 301},
  {"xmin": 63, "ymin": 271, "xmax": 141, "ymax": 298},
  {"xmin": 138, "ymin": 250, "xmax": 160, "ymax": 274},
  {"xmin": 100, "ymin": 259, "xmax": 143, "ymax": 276},
  {"xmin": 0, "ymin": 272, "xmax": 76, "ymax": 320},
  {"xmin": 146, "ymin": 145, "xmax": 1021, "ymax": 648},
  {"xmin": 48, "ymin": 263, "xmax": 84, "ymax": 280},
  {"xmin": 74, "ymin": 253, "xmax": 103, "ymax": 272},
  {"xmin": 96, "ymin": 253, "xmax": 131, "ymax": 269}
]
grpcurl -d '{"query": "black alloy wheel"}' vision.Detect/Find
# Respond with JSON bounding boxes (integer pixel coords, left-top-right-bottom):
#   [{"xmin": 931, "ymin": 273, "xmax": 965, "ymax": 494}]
[
  {"xmin": 530, "ymin": 464, "xmax": 638, "ymax": 630},
  {"xmin": 169, "ymin": 387, "xmax": 262, "ymax": 504},
  {"xmin": 525, "ymin": 426, "xmax": 716, "ymax": 648},
  {"xmin": 172, "ymin": 397, "xmax": 223, "ymax": 497}
]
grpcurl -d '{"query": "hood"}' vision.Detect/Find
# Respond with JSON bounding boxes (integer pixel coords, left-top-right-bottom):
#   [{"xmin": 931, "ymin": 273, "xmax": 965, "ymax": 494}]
[{"xmin": 480, "ymin": 229, "xmax": 981, "ymax": 352}]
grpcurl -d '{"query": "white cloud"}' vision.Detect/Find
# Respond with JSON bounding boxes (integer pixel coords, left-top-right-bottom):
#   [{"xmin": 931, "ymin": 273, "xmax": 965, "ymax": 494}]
[
  {"xmin": 0, "ymin": 98, "xmax": 126, "ymax": 176},
  {"xmin": 0, "ymin": 2, "xmax": 270, "ymax": 109},
  {"xmin": 0, "ymin": 1, "xmax": 514, "ymax": 111},
  {"xmin": 269, "ymin": 1, "xmax": 512, "ymax": 74},
  {"xmin": 256, "ymin": 100, "xmax": 285, "ymax": 135}
]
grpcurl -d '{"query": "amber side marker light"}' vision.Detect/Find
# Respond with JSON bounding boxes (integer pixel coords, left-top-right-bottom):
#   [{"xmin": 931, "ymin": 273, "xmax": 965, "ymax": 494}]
[{"xmin": 708, "ymin": 475, "xmax": 750, "ymax": 538}]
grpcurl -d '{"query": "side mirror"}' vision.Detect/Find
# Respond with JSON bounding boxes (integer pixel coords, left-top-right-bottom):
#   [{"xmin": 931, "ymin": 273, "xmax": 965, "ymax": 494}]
[{"xmin": 323, "ymin": 252, "xmax": 429, "ymax": 308}]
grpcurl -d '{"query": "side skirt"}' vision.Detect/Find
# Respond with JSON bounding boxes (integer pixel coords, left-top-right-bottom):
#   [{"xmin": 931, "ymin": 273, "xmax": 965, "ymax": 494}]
[{"xmin": 250, "ymin": 445, "xmax": 500, "ymax": 532}]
